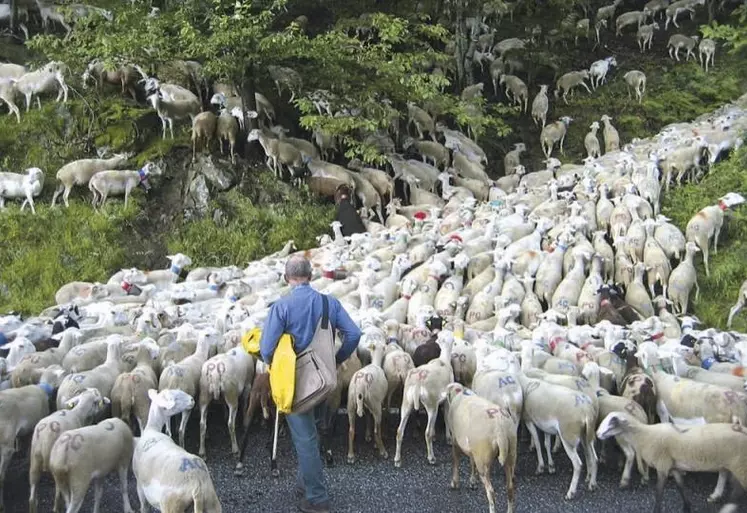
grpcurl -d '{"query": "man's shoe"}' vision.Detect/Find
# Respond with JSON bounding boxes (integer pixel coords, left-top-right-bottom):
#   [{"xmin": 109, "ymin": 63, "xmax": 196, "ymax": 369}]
[{"xmin": 297, "ymin": 498, "xmax": 330, "ymax": 513}]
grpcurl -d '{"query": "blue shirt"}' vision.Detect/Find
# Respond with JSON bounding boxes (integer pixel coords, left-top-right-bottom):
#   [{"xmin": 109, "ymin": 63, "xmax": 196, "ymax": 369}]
[{"xmin": 259, "ymin": 283, "xmax": 361, "ymax": 366}]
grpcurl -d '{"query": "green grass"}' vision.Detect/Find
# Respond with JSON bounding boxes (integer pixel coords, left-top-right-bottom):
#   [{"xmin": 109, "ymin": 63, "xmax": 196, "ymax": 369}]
[{"xmin": 661, "ymin": 148, "xmax": 747, "ymax": 332}]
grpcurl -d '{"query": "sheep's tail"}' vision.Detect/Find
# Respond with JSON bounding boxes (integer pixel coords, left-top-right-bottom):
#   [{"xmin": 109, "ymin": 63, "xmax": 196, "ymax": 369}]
[
  {"xmin": 208, "ymin": 364, "xmax": 222, "ymax": 401},
  {"xmin": 496, "ymin": 425, "xmax": 517, "ymax": 471},
  {"xmin": 356, "ymin": 391, "xmax": 365, "ymax": 418},
  {"xmin": 409, "ymin": 381, "xmax": 422, "ymax": 411},
  {"xmin": 639, "ymin": 380, "xmax": 658, "ymax": 424}
]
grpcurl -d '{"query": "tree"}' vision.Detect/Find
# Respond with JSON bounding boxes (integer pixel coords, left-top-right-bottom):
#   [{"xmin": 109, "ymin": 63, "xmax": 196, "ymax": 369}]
[
  {"xmin": 701, "ymin": 4, "xmax": 747, "ymax": 55},
  {"xmin": 27, "ymin": 0, "xmax": 511, "ymax": 163}
]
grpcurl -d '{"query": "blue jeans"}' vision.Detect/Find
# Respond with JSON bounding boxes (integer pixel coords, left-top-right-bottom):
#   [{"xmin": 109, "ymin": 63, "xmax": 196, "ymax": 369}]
[{"xmin": 286, "ymin": 403, "xmax": 329, "ymax": 505}]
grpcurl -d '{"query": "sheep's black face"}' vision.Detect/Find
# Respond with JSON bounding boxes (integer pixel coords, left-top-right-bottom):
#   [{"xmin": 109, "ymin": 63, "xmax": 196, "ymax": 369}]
[{"xmin": 611, "ymin": 341, "xmax": 628, "ymax": 359}]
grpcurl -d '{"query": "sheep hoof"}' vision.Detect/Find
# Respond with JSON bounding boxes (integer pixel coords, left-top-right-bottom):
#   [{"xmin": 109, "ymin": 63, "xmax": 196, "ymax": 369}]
[
  {"xmin": 588, "ymin": 482, "xmax": 598, "ymax": 492},
  {"xmin": 535, "ymin": 465, "xmax": 545, "ymax": 475},
  {"xmin": 347, "ymin": 455, "xmax": 355, "ymax": 464},
  {"xmin": 233, "ymin": 464, "xmax": 245, "ymax": 477},
  {"xmin": 707, "ymin": 495, "xmax": 721, "ymax": 503},
  {"xmin": 271, "ymin": 468, "xmax": 280, "ymax": 478},
  {"xmin": 565, "ymin": 491, "xmax": 577, "ymax": 500},
  {"xmin": 428, "ymin": 456, "xmax": 437, "ymax": 465},
  {"xmin": 619, "ymin": 480, "xmax": 630, "ymax": 489},
  {"xmin": 548, "ymin": 465, "xmax": 556, "ymax": 474},
  {"xmin": 449, "ymin": 481, "xmax": 459, "ymax": 490},
  {"xmin": 469, "ymin": 479, "xmax": 478, "ymax": 490},
  {"xmin": 394, "ymin": 460, "xmax": 402, "ymax": 468},
  {"xmin": 380, "ymin": 450, "xmax": 389, "ymax": 459},
  {"xmin": 365, "ymin": 434, "xmax": 372, "ymax": 443}
]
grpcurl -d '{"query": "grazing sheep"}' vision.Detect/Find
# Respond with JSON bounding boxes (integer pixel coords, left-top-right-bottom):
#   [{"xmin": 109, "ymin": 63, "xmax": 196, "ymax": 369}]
[
  {"xmin": 0, "ymin": 167, "xmax": 45, "ymax": 214},
  {"xmin": 499, "ymin": 75, "xmax": 529, "ymax": 112},
  {"xmin": 88, "ymin": 162, "xmax": 158, "ymax": 209},
  {"xmin": 444, "ymin": 383, "xmax": 517, "ymax": 513},
  {"xmin": 623, "ymin": 70, "xmax": 647, "ymax": 104},
  {"xmin": 636, "ymin": 22, "xmax": 659, "ymax": 53},
  {"xmin": 531, "ymin": 85, "xmax": 549, "ymax": 128},
  {"xmin": 48, "ymin": 418, "xmax": 135, "ymax": 513},
  {"xmin": 247, "ymin": 127, "xmax": 304, "ymax": 181},
  {"xmin": 28, "ymin": 388, "xmax": 109, "ymax": 513},
  {"xmin": 667, "ymin": 34, "xmax": 700, "ymax": 61},
  {"xmin": 191, "ymin": 111, "xmax": 218, "ymax": 162},
  {"xmin": 597, "ymin": 411, "xmax": 747, "ymax": 513},
  {"xmin": 81, "ymin": 60, "xmax": 144, "ymax": 100},
  {"xmin": 52, "ymin": 153, "xmax": 131, "ymax": 208},
  {"xmin": 615, "ymin": 10, "xmax": 647, "ymax": 36},
  {"xmin": 540, "ymin": 116, "xmax": 573, "ymax": 157},
  {"xmin": 584, "ymin": 122, "xmax": 601, "ymax": 159},
  {"xmin": 699, "ymin": 38, "xmax": 717, "ymax": 72},
  {"xmin": 148, "ymin": 90, "xmax": 201, "ymax": 139}
]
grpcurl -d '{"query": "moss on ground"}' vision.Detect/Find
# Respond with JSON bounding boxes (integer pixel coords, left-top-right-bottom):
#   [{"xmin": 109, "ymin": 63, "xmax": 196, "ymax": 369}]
[{"xmin": 661, "ymin": 148, "xmax": 747, "ymax": 332}]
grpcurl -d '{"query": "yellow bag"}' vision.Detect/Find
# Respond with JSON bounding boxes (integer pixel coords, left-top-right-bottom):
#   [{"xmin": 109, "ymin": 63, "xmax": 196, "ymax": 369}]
[{"xmin": 240, "ymin": 328, "xmax": 296, "ymax": 414}]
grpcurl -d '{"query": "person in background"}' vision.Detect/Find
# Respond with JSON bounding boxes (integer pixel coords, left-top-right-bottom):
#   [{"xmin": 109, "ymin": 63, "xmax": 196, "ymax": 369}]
[
  {"xmin": 334, "ymin": 184, "xmax": 367, "ymax": 237},
  {"xmin": 260, "ymin": 255, "xmax": 362, "ymax": 513}
]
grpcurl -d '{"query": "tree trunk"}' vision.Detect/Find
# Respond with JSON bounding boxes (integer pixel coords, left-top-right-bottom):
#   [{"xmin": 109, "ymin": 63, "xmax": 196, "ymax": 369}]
[
  {"xmin": 240, "ymin": 65, "xmax": 260, "ymax": 161},
  {"xmin": 454, "ymin": 1, "xmax": 468, "ymax": 88},
  {"xmin": 9, "ymin": 0, "xmax": 17, "ymax": 31}
]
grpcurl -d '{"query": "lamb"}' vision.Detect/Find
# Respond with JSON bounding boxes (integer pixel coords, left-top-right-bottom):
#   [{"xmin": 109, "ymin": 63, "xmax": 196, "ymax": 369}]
[
  {"xmin": 444, "ymin": 383, "xmax": 517, "ymax": 513},
  {"xmin": 667, "ymin": 34, "xmax": 700, "ymax": 61},
  {"xmin": 148, "ymin": 90, "xmax": 201, "ymax": 139},
  {"xmin": 159, "ymin": 328, "xmax": 221, "ymax": 447},
  {"xmin": 133, "ymin": 389, "xmax": 222, "ymax": 513},
  {"xmin": 198, "ymin": 346, "xmax": 254, "ymax": 457},
  {"xmin": 0, "ymin": 167, "xmax": 45, "ymax": 214},
  {"xmin": 28, "ymin": 388, "xmax": 109, "ymax": 513},
  {"xmin": 588, "ymin": 56, "xmax": 617, "ymax": 90},
  {"xmin": 668, "ymin": 241, "xmax": 700, "ymax": 315},
  {"xmin": 517, "ymin": 372, "xmax": 598, "ymax": 499},
  {"xmin": 13, "ymin": 62, "xmax": 69, "ymax": 111},
  {"xmin": 216, "ymin": 108, "xmax": 239, "ymax": 164},
  {"xmin": 191, "ymin": 111, "xmax": 217, "ymax": 162},
  {"xmin": 530, "ymin": 85, "xmax": 549, "ymax": 128},
  {"xmin": 597, "ymin": 411, "xmax": 747, "ymax": 513},
  {"xmin": 584, "ymin": 122, "xmax": 601, "ymax": 159},
  {"xmin": 699, "ymin": 38, "xmax": 717, "ymax": 72},
  {"xmin": 615, "ymin": 10, "xmax": 647, "ymax": 36},
  {"xmin": 347, "ymin": 335, "xmax": 389, "ymax": 463},
  {"xmin": 636, "ymin": 22, "xmax": 659, "ymax": 53},
  {"xmin": 48, "ymin": 418, "xmax": 135, "ymax": 513},
  {"xmin": 600, "ymin": 114, "xmax": 620, "ymax": 153},
  {"xmin": 0, "ymin": 383, "xmax": 55, "ymax": 512},
  {"xmin": 503, "ymin": 143, "xmax": 526, "ymax": 174},
  {"xmin": 110, "ymin": 339, "xmax": 160, "ymax": 434},
  {"xmin": 52, "ymin": 153, "xmax": 131, "ymax": 208},
  {"xmin": 727, "ymin": 279, "xmax": 747, "ymax": 329},
  {"xmin": 623, "ymin": 70, "xmax": 647, "ymax": 104},
  {"xmin": 685, "ymin": 192, "xmax": 745, "ymax": 276},
  {"xmin": 88, "ymin": 162, "xmax": 158, "ymax": 209},
  {"xmin": 499, "ymin": 74, "xmax": 529, "ymax": 112},
  {"xmin": 540, "ymin": 116, "xmax": 573, "ymax": 158},
  {"xmin": 394, "ymin": 331, "xmax": 454, "ymax": 467}
]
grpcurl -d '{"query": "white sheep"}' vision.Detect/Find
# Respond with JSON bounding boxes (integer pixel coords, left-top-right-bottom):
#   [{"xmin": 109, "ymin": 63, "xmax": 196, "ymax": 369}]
[
  {"xmin": 159, "ymin": 328, "xmax": 221, "ymax": 447},
  {"xmin": 699, "ymin": 38, "xmax": 717, "ymax": 72},
  {"xmin": 727, "ymin": 279, "xmax": 747, "ymax": 329},
  {"xmin": 52, "ymin": 153, "xmax": 131, "ymax": 208},
  {"xmin": 584, "ymin": 122, "xmax": 601, "ymax": 159},
  {"xmin": 148, "ymin": 90, "xmax": 201, "ymax": 139},
  {"xmin": 88, "ymin": 162, "xmax": 158, "ymax": 209},
  {"xmin": 600, "ymin": 114, "xmax": 620, "ymax": 153},
  {"xmin": 443, "ymin": 383, "xmax": 518, "ymax": 513},
  {"xmin": 28, "ymin": 388, "xmax": 109, "ymax": 513},
  {"xmin": 0, "ymin": 383, "xmax": 55, "ymax": 511},
  {"xmin": 13, "ymin": 61, "xmax": 68, "ymax": 111},
  {"xmin": 0, "ymin": 78, "xmax": 20, "ymax": 123},
  {"xmin": 133, "ymin": 389, "xmax": 222, "ymax": 513},
  {"xmin": 540, "ymin": 116, "xmax": 573, "ymax": 158},
  {"xmin": 685, "ymin": 192, "xmax": 745, "ymax": 277},
  {"xmin": 111, "ymin": 339, "xmax": 160, "ymax": 433},
  {"xmin": 667, "ymin": 34, "xmax": 700, "ymax": 61},
  {"xmin": 499, "ymin": 74, "xmax": 529, "ymax": 112},
  {"xmin": 394, "ymin": 331, "xmax": 454, "ymax": 467},
  {"xmin": 347, "ymin": 334, "xmax": 389, "ymax": 463},
  {"xmin": 636, "ymin": 22, "xmax": 659, "ymax": 53},
  {"xmin": 597, "ymin": 411, "xmax": 747, "ymax": 513},
  {"xmin": 49, "ymin": 418, "xmax": 135, "ymax": 513},
  {"xmin": 0, "ymin": 167, "xmax": 44, "ymax": 214},
  {"xmin": 623, "ymin": 70, "xmax": 647, "ymax": 104},
  {"xmin": 198, "ymin": 346, "xmax": 254, "ymax": 457},
  {"xmin": 588, "ymin": 56, "xmax": 617, "ymax": 90}
]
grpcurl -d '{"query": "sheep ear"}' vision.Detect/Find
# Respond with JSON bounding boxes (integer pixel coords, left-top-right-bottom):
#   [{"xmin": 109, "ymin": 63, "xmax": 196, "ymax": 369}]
[
  {"xmin": 102, "ymin": 397, "xmax": 111, "ymax": 405},
  {"xmin": 147, "ymin": 389, "xmax": 159, "ymax": 402}
]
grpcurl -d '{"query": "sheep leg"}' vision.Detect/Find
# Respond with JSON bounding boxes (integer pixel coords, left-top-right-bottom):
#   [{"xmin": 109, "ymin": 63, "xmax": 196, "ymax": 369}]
[
  {"xmin": 581, "ymin": 82, "xmax": 592, "ymax": 94},
  {"xmin": 584, "ymin": 435, "xmax": 598, "ymax": 490},
  {"xmin": 227, "ymin": 398, "xmax": 240, "ymax": 455},
  {"xmin": 526, "ymin": 422, "xmax": 546, "ymax": 474},
  {"xmin": 136, "ymin": 483, "xmax": 147, "ymax": 513},
  {"xmin": 178, "ymin": 408, "xmax": 191, "ymax": 448},
  {"xmin": 552, "ymin": 434, "xmax": 562, "ymax": 454},
  {"xmin": 91, "ymin": 478, "xmax": 104, "ymax": 513},
  {"xmin": 544, "ymin": 432, "xmax": 556, "ymax": 473},
  {"xmin": 371, "ymin": 406, "xmax": 388, "ymax": 459},
  {"xmin": 61, "ymin": 474, "xmax": 90, "ymax": 513},
  {"xmin": 35, "ymin": 96, "xmax": 42, "ymax": 110},
  {"xmin": 449, "ymin": 443, "xmax": 462, "ymax": 489},
  {"xmin": 617, "ymin": 439, "xmax": 635, "ymax": 488},
  {"xmin": 560, "ymin": 437, "xmax": 583, "ymax": 500},
  {"xmin": 728, "ymin": 299, "xmax": 744, "ymax": 329},
  {"xmin": 671, "ymin": 469, "xmax": 693, "ymax": 512},
  {"xmin": 364, "ymin": 410, "xmax": 373, "ymax": 443},
  {"xmin": 394, "ymin": 399, "xmax": 413, "ymax": 467},
  {"xmin": 28, "ymin": 452, "xmax": 44, "ymax": 513},
  {"xmin": 424, "ymin": 404, "xmax": 439, "ymax": 464},
  {"xmin": 346, "ymin": 407, "xmax": 357, "ymax": 464},
  {"xmin": 708, "ymin": 471, "xmax": 728, "ymax": 502},
  {"xmin": 198, "ymin": 400, "xmax": 209, "ymax": 457}
]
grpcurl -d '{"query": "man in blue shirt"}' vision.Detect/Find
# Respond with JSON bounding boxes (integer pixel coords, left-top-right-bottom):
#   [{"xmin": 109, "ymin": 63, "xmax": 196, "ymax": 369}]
[{"xmin": 260, "ymin": 255, "xmax": 361, "ymax": 513}]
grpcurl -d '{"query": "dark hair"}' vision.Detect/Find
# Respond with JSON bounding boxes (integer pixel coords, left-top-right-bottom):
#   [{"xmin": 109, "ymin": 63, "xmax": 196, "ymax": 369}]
[
  {"xmin": 425, "ymin": 315, "xmax": 444, "ymax": 332},
  {"xmin": 335, "ymin": 184, "xmax": 353, "ymax": 205}
]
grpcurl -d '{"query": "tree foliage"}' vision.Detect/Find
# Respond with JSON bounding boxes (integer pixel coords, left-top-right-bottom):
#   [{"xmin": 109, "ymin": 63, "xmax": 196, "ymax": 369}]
[
  {"xmin": 27, "ymin": 0, "xmax": 511, "ymax": 164},
  {"xmin": 701, "ymin": 4, "xmax": 747, "ymax": 55}
]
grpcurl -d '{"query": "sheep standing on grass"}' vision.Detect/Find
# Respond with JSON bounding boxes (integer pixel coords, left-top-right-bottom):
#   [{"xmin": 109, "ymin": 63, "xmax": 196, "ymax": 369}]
[
  {"xmin": 88, "ymin": 161, "xmax": 159, "ymax": 209},
  {"xmin": 49, "ymin": 418, "xmax": 135, "ymax": 513},
  {"xmin": 727, "ymin": 279, "xmax": 747, "ymax": 329},
  {"xmin": 52, "ymin": 153, "xmax": 131, "ymax": 208},
  {"xmin": 444, "ymin": 383, "xmax": 517, "ymax": 513},
  {"xmin": 685, "ymin": 192, "xmax": 745, "ymax": 277},
  {"xmin": 148, "ymin": 90, "xmax": 201, "ymax": 140},
  {"xmin": 216, "ymin": 107, "xmax": 239, "ymax": 164},
  {"xmin": 589, "ymin": 56, "xmax": 617, "ymax": 90},
  {"xmin": 531, "ymin": 85, "xmax": 549, "ymax": 128},
  {"xmin": 623, "ymin": 70, "xmax": 647, "ymax": 104},
  {"xmin": 14, "ymin": 61, "xmax": 68, "ymax": 111},
  {"xmin": 597, "ymin": 411, "xmax": 747, "ymax": 513},
  {"xmin": 540, "ymin": 116, "xmax": 573, "ymax": 157},
  {"xmin": 0, "ymin": 167, "xmax": 44, "ymax": 214},
  {"xmin": 699, "ymin": 38, "xmax": 717, "ymax": 72},
  {"xmin": 28, "ymin": 388, "xmax": 109, "ymax": 513},
  {"xmin": 584, "ymin": 122, "xmax": 601, "ymax": 159},
  {"xmin": 0, "ymin": 79, "xmax": 20, "ymax": 123},
  {"xmin": 191, "ymin": 111, "xmax": 218, "ymax": 163}
]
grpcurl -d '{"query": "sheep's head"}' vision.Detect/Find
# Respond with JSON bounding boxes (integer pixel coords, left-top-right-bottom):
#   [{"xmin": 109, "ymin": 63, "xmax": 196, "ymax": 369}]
[
  {"xmin": 596, "ymin": 411, "xmax": 632, "ymax": 439},
  {"xmin": 148, "ymin": 388, "xmax": 196, "ymax": 417},
  {"xmin": 167, "ymin": 253, "xmax": 192, "ymax": 271}
]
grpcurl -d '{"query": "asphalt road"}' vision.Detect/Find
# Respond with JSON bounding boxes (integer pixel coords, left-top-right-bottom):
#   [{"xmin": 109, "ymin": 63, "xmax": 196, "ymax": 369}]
[{"xmin": 3, "ymin": 405, "xmax": 738, "ymax": 513}]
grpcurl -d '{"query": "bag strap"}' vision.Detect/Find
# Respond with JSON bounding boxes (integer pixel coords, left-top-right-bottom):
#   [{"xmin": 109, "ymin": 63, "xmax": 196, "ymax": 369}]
[{"xmin": 321, "ymin": 294, "xmax": 329, "ymax": 330}]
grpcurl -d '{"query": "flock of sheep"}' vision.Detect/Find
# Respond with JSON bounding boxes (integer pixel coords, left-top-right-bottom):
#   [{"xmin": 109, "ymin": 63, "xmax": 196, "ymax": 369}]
[{"xmin": 2, "ymin": 1, "xmax": 747, "ymax": 513}]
